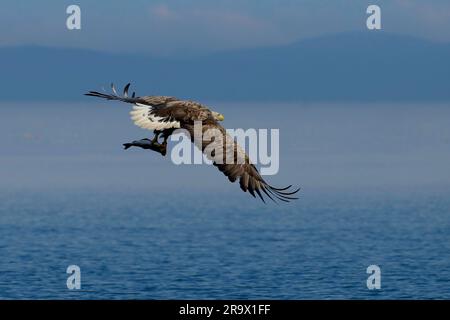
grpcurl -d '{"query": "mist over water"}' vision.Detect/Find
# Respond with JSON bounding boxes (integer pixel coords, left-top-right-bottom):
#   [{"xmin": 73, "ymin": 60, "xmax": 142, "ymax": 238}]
[{"xmin": 1, "ymin": 102, "xmax": 450, "ymax": 299}]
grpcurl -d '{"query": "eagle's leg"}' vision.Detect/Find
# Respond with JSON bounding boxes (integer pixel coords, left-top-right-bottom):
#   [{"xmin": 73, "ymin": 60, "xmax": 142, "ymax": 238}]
[
  {"xmin": 151, "ymin": 130, "xmax": 162, "ymax": 144},
  {"xmin": 161, "ymin": 128, "xmax": 175, "ymax": 147},
  {"xmin": 160, "ymin": 128, "xmax": 176, "ymax": 152},
  {"xmin": 149, "ymin": 129, "xmax": 171, "ymax": 156}
]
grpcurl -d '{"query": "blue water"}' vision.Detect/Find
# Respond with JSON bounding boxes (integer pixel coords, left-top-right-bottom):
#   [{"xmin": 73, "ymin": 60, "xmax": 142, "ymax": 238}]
[
  {"xmin": 1, "ymin": 102, "xmax": 450, "ymax": 299},
  {"xmin": 1, "ymin": 189, "xmax": 449, "ymax": 299}
]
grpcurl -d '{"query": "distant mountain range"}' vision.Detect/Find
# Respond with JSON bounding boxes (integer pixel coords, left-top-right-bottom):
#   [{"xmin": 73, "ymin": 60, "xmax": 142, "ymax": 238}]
[{"xmin": 1, "ymin": 32, "xmax": 449, "ymax": 102}]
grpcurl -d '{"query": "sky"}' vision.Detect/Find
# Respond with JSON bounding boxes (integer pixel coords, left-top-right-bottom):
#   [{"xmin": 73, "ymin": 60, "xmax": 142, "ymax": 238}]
[{"xmin": 0, "ymin": 0, "xmax": 450, "ymax": 56}]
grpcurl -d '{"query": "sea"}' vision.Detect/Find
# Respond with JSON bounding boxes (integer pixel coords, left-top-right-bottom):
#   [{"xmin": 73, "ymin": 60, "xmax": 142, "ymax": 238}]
[{"xmin": 0, "ymin": 101, "xmax": 449, "ymax": 299}]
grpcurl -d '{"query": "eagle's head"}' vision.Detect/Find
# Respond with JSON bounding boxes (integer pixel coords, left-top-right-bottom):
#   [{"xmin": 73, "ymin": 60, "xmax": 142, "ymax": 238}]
[{"xmin": 212, "ymin": 111, "xmax": 225, "ymax": 121}]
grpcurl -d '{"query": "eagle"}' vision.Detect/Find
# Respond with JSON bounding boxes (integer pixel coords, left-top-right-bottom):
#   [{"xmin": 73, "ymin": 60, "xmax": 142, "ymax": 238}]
[{"xmin": 85, "ymin": 83, "xmax": 300, "ymax": 203}]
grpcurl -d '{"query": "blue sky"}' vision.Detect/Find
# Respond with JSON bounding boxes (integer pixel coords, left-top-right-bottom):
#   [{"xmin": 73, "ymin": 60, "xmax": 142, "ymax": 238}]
[{"xmin": 1, "ymin": 0, "xmax": 450, "ymax": 56}]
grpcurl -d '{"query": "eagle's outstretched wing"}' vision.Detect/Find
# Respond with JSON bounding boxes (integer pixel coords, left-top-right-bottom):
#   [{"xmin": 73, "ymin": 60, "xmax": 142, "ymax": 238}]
[
  {"xmin": 85, "ymin": 83, "xmax": 179, "ymax": 106},
  {"xmin": 182, "ymin": 122, "xmax": 300, "ymax": 203},
  {"xmin": 86, "ymin": 83, "xmax": 300, "ymax": 202},
  {"xmin": 85, "ymin": 83, "xmax": 213, "ymax": 130}
]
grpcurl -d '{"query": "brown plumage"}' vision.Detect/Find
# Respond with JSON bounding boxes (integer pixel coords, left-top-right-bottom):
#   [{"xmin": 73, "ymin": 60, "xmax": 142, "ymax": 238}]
[{"xmin": 85, "ymin": 83, "xmax": 300, "ymax": 203}]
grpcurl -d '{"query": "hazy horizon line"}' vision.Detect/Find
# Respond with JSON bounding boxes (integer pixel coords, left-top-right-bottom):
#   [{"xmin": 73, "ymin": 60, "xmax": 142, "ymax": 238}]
[{"xmin": 2, "ymin": 30, "xmax": 449, "ymax": 58}]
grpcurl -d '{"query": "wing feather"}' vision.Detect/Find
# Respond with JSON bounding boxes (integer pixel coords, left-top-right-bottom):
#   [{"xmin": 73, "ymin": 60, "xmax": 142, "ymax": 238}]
[
  {"xmin": 85, "ymin": 83, "xmax": 181, "ymax": 130},
  {"xmin": 183, "ymin": 122, "xmax": 300, "ymax": 203}
]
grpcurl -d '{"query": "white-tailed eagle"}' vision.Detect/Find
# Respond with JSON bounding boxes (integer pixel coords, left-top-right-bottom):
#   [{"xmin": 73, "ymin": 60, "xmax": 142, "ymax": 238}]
[{"xmin": 85, "ymin": 83, "xmax": 299, "ymax": 203}]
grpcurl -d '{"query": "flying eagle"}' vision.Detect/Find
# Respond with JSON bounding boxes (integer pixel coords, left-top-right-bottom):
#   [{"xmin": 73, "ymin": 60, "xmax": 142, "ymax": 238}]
[{"xmin": 85, "ymin": 83, "xmax": 299, "ymax": 203}]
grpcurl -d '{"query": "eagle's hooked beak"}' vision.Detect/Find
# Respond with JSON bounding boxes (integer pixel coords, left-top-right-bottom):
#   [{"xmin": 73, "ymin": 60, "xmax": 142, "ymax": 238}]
[{"xmin": 213, "ymin": 111, "xmax": 225, "ymax": 121}]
